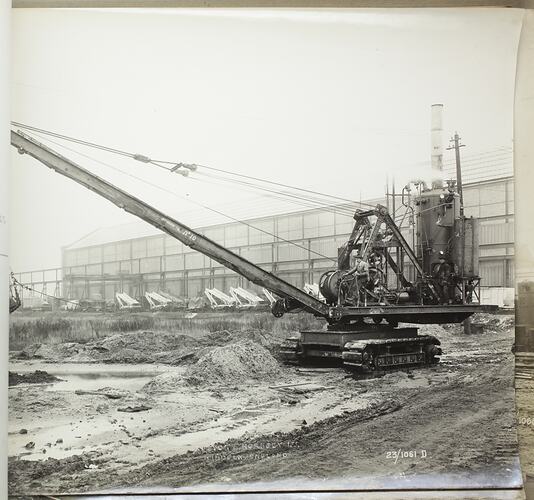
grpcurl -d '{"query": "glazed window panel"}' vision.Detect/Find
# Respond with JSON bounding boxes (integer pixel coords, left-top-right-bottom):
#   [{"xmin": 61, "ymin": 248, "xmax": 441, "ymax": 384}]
[
  {"xmin": 165, "ymin": 254, "xmax": 184, "ymax": 271},
  {"xmin": 479, "ymin": 202, "xmax": 506, "ymax": 218},
  {"xmin": 277, "ymin": 242, "xmax": 308, "ymax": 261},
  {"xmin": 116, "ymin": 242, "xmax": 131, "ymax": 261},
  {"xmin": 318, "ymin": 212, "xmax": 334, "ymax": 228},
  {"xmin": 287, "ymin": 215, "xmax": 303, "ymax": 239},
  {"xmin": 479, "ymin": 185, "xmax": 505, "ymax": 205},
  {"xmin": 165, "ymin": 235, "xmax": 183, "ymax": 255},
  {"xmin": 140, "ymin": 257, "xmax": 161, "ymax": 274},
  {"xmin": 462, "ymin": 188, "xmax": 480, "ymax": 207},
  {"xmin": 147, "ymin": 237, "xmax": 164, "ymax": 257},
  {"xmin": 335, "ymin": 213, "xmax": 354, "ymax": 236},
  {"xmin": 225, "ymin": 224, "xmax": 248, "ymax": 247},
  {"xmin": 240, "ymin": 246, "xmax": 271, "ymax": 264},
  {"xmin": 88, "ymin": 246, "xmax": 102, "ymax": 264},
  {"xmin": 185, "ymin": 253, "xmax": 204, "ymax": 270},
  {"xmin": 75, "ymin": 249, "xmax": 89, "ymax": 265},
  {"xmin": 204, "ymin": 227, "xmax": 225, "ymax": 243},
  {"xmin": 249, "ymin": 220, "xmax": 275, "ymax": 244},
  {"xmin": 479, "ymin": 260, "xmax": 505, "ymax": 286},
  {"xmin": 103, "ymin": 262, "xmax": 119, "ymax": 275},
  {"xmin": 463, "ymin": 206, "xmax": 479, "ymax": 218},
  {"xmin": 132, "ymin": 239, "xmax": 147, "ymax": 259},
  {"xmin": 310, "ymin": 239, "xmax": 337, "ymax": 258},
  {"xmin": 119, "ymin": 261, "xmax": 132, "ymax": 274},
  {"xmin": 102, "ymin": 244, "xmax": 116, "ymax": 263},
  {"xmin": 303, "ymin": 214, "xmax": 319, "ymax": 238}
]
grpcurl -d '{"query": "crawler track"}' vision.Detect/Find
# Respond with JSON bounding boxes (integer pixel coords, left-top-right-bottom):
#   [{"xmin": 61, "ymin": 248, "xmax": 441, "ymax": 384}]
[{"xmin": 280, "ymin": 335, "xmax": 441, "ymax": 372}]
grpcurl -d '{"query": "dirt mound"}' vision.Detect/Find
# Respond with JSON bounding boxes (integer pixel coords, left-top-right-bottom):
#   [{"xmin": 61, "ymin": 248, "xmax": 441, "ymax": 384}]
[
  {"xmin": 202, "ymin": 329, "xmax": 276, "ymax": 349},
  {"xmin": 11, "ymin": 328, "xmax": 280, "ymax": 366},
  {"xmin": 8, "ymin": 370, "xmax": 63, "ymax": 386},
  {"xmin": 184, "ymin": 340, "xmax": 280, "ymax": 386},
  {"xmin": 417, "ymin": 324, "xmax": 449, "ymax": 337},
  {"xmin": 142, "ymin": 371, "xmax": 185, "ymax": 393},
  {"xmin": 471, "ymin": 313, "xmax": 514, "ymax": 331},
  {"xmin": 97, "ymin": 331, "xmax": 196, "ymax": 352}
]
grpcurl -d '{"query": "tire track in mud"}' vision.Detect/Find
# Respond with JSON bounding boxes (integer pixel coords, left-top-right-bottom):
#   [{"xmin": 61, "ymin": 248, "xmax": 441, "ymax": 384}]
[
  {"xmin": 101, "ymin": 363, "xmax": 518, "ymax": 492},
  {"xmin": 9, "ymin": 362, "xmax": 518, "ymax": 495}
]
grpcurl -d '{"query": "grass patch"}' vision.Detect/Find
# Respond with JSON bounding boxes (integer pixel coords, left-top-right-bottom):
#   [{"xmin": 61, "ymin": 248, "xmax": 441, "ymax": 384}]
[{"xmin": 9, "ymin": 310, "xmax": 325, "ymax": 351}]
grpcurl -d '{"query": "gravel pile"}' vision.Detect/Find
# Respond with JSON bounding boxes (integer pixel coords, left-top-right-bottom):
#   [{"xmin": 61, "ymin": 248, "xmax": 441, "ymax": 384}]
[{"xmin": 184, "ymin": 340, "xmax": 280, "ymax": 387}]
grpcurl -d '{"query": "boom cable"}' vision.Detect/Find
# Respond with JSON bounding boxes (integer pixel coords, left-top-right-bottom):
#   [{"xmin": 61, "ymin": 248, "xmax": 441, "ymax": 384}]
[{"xmin": 28, "ymin": 131, "xmax": 337, "ymax": 262}]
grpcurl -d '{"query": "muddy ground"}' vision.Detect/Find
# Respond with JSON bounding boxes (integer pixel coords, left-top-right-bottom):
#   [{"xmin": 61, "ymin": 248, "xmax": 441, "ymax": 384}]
[{"xmin": 8, "ymin": 313, "xmax": 521, "ymax": 495}]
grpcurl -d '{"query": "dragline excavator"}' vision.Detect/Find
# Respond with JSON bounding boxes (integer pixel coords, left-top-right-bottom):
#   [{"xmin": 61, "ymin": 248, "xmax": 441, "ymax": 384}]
[{"xmin": 10, "ymin": 129, "xmax": 492, "ymax": 371}]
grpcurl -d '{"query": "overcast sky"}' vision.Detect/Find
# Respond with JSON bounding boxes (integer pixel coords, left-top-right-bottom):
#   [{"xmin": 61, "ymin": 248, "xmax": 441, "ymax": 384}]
[{"xmin": 9, "ymin": 8, "xmax": 522, "ymax": 272}]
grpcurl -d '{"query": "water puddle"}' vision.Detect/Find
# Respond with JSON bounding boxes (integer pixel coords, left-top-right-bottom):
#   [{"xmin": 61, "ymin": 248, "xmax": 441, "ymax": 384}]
[{"xmin": 9, "ymin": 362, "xmax": 171, "ymax": 392}]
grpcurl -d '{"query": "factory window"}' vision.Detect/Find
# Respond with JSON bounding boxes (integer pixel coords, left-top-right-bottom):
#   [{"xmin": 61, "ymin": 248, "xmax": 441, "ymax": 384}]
[
  {"xmin": 132, "ymin": 239, "xmax": 147, "ymax": 259},
  {"xmin": 147, "ymin": 237, "xmax": 164, "ymax": 257},
  {"xmin": 303, "ymin": 213, "xmax": 319, "ymax": 238},
  {"xmin": 479, "ymin": 260, "xmax": 505, "ymax": 287},
  {"xmin": 165, "ymin": 254, "xmax": 184, "ymax": 271},
  {"xmin": 277, "ymin": 242, "xmax": 308, "ymax": 262},
  {"xmin": 165, "ymin": 235, "xmax": 183, "ymax": 255},
  {"xmin": 185, "ymin": 253, "xmax": 204, "ymax": 270},
  {"xmin": 463, "ymin": 206, "xmax": 479, "ymax": 218},
  {"xmin": 75, "ymin": 249, "xmax": 89, "ymax": 265},
  {"xmin": 462, "ymin": 188, "xmax": 480, "ymax": 208},
  {"xmin": 140, "ymin": 257, "xmax": 161, "ymax": 274},
  {"xmin": 318, "ymin": 212, "xmax": 335, "ymax": 237},
  {"xmin": 225, "ymin": 224, "xmax": 248, "ymax": 247},
  {"xmin": 240, "ymin": 246, "xmax": 272, "ymax": 264},
  {"xmin": 102, "ymin": 244, "xmax": 116, "ymax": 263},
  {"xmin": 277, "ymin": 262, "xmax": 307, "ymax": 271},
  {"xmin": 86, "ymin": 264, "xmax": 101, "ymax": 275},
  {"xmin": 479, "ymin": 184, "xmax": 505, "ymax": 205},
  {"xmin": 204, "ymin": 227, "xmax": 225, "ymax": 243},
  {"xmin": 480, "ymin": 246, "xmax": 508, "ymax": 257},
  {"xmin": 335, "ymin": 213, "xmax": 354, "ymax": 236},
  {"xmin": 479, "ymin": 203, "xmax": 506, "ymax": 218},
  {"xmin": 249, "ymin": 220, "xmax": 275, "ymax": 245},
  {"xmin": 131, "ymin": 260, "xmax": 140, "ymax": 274},
  {"xmin": 479, "ymin": 222, "xmax": 511, "ymax": 245},
  {"xmin": 278, "ymin": 215, "xmax": 303, "ymax": 240},
  {"xmin": 119, "ymin": 261, "xmax": 132, "ymax": 274},
  {"xmin": 103, "ymin": 262, "xmax": 119, "ymax": 275},
  {"xmin": 313, "ymin": 258, "xmax": 334, "ymax": 270},
  {"xmin": 116, "ymin": 242, "xmax": 131, "ymax": 261},
  {"xmin": 87, "ymin": 246, "xmax": 102, "ymax": 264},
  {"xmin": 310, "ymin": 239, "xmax": 337, "ymax": 258}
]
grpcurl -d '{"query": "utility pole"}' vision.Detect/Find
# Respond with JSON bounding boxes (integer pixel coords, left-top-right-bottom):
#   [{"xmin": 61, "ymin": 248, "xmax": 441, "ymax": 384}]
[{"xmin": 446, "ymin": 132, "xmax": 466, "ymax": 216}]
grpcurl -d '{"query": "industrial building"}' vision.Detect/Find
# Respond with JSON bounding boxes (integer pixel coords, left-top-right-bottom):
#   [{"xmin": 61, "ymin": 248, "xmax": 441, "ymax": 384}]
[{"xmin": 31, "ymin": 173, "xmax": 509, "ymax": 305}]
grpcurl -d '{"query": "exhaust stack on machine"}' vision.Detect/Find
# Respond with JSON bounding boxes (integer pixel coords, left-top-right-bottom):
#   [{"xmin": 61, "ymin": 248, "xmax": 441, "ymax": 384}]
[{"xmin": 431, "ymin": 103, "xmax": 444, "ymax": 188}]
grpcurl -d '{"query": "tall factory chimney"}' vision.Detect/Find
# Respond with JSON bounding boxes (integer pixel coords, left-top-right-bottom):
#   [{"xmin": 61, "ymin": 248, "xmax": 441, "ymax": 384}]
[{"xmin": 431, "ymin": 103, "xmax": 444, "ymax": 189}]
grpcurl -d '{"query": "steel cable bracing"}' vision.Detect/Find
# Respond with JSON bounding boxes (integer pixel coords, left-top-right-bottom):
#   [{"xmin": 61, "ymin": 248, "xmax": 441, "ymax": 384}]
[
  {"xmin": 27, "ymin": 131, "xmax": 337, "ymax": 262},
  {"xmin": 193, "ymin": 171, "xmax": 359, "ymax": 218},
  {"xmin": 12, "ymin": 121, "xmax": 375, "ymax": 211},
  {"xmin": 12, "ymin": 276, "xmax": 79, "ymax": 307},
  {"xmin": 188, "ymin": 175, "xmax": 358, "ymax": 219}
]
